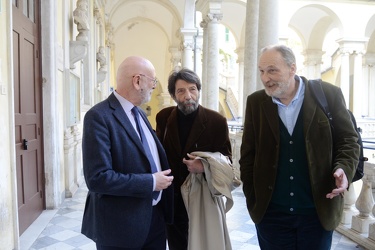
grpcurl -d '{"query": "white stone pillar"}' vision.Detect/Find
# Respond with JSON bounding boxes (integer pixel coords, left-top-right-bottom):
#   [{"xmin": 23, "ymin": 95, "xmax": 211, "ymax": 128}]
[
  {"xmin": 370, "ymin": 65, "xmax": 375, "ymax": 117},
  {"xmin": 362, "ymin": 53, "xmax": 375, "ymax": 116},
  {"xmin": 41, "ymin": 0, "xmax": 63, "ymax": 208},
  {"xmin": 258, "ymin": 0, "xmax": 279, "ymax": 91},
  {"xmin": 337, "ymin": 38, "xmax": 368, "ymax": 111},
  {"xmin": 200, "ymin": 20, "xmax": 208, "ymax": 106},
  {"xmin": 302, "ymin": 49, "xmax": 324, "ymax": 79},
  {"xmin": 235, "ymin": 47, "xmax": 245, "ymax": 118},
  {"xmin": 181, "ymin": 28, "xmax": 196, "ymax": 70},
  {"xmin": 339, "ymin": 49, "xmax": 351, "ymax": 108},
  {"xmin": 353, "ymin": 51, "xmax": 364, "ymax": 116},
  {"xmin": 243, "ymin": 0, "xmax": 259, "ymax": 120},
  {"xmin": 195, "ymin": 30, "xmax": 203, "ymax": 83},
  {"xmin": 196, "ymin": 0, "xmax": 223, "ymax": 110},
  {"xmin": 258, "ymin": 0, "xmax": 279, "ymax": 49},
  {"xmin": 205, "ymin": 13, "xmax": 222, "ymax": 111},
  {"xmin": 364, "ymin": 54, "xmax": 375, "ymax": 117}
]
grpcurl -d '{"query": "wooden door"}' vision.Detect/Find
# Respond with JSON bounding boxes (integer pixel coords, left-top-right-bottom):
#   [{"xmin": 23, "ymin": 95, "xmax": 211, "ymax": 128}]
[{"xmin": 12, "ymin": 0, "xmax": 44, "ymax": 235}]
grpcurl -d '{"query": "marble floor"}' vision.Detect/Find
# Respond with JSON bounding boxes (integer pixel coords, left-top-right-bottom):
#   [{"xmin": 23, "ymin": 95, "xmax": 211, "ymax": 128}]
[{"xmin": 20, "ymin": 183, "xmax": 366, "ymax": 250}]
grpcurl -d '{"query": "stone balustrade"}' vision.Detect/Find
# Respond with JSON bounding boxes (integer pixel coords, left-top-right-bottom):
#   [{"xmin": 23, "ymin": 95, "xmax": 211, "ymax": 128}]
[{"xmin": 336, "ymin": 161, "xmax": 375, "ymax": 249}]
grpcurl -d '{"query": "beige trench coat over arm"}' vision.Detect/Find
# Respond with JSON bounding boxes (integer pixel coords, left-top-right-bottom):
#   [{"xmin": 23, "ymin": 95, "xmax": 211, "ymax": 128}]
[{"xmin": 181, "ymin": 151, "xmax": 236, "ymax": 250}]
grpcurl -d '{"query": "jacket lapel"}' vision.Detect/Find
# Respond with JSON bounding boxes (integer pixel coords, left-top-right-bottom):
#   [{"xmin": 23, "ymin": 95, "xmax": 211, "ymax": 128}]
[
  {"xmin": 302, "ymin": 77, "xmax": 319, "ymax": 137},
  {"xmin": 108, "ymin": 94, "xmax": 145, "ymax": 152},
  {"xmin": 165, "ymin": 108, "xmax": 182, "ymax": 154},
  {"xmin": 262, "ymin": 98, "xmax": 279, "ymax": 142}
]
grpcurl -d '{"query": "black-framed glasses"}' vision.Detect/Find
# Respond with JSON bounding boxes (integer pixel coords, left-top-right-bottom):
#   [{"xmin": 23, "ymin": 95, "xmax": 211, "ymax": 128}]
[{"xmin": 135, "ymin": 74, "xmax": 158, "ymax": 85}]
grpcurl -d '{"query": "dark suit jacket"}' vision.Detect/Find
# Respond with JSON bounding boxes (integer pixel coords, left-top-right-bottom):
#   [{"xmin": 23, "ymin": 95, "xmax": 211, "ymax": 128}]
[
  {"xmin": 239, "ymin": 76, "xmax": 359, "ymax": 231},
  {"xmin": 81, "ymin": 93, "xmax": 173, "ymax": 248},
  {"xmin": 156, "ymin": 105, "xmax": 232, "ymax": 191}
]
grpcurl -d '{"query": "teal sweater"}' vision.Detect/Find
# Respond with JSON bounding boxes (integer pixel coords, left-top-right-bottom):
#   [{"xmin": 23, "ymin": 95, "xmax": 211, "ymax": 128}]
[{"xmin": 269, "ymin": 110, "xmax": 315, "ymax": 215}]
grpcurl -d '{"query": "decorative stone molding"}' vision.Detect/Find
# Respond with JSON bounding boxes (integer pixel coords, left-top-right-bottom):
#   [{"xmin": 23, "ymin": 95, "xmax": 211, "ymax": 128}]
[{"xmin": 69, "ymin": 40, "xmax": 88, "ymax": 69}]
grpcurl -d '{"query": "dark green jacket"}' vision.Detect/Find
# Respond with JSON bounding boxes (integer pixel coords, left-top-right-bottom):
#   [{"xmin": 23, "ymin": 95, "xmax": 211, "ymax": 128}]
[{"xmin": 239, "ymin": 76, "xmax": 359, "ymax": 230}]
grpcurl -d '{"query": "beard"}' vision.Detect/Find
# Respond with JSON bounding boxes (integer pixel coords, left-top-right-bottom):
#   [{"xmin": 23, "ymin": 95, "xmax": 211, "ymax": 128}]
[
  {"xmin": 177, "ymin": 99, "xmax": 199, "ymax": 115},
  {"xmin": 264, "ymin": 80, "xmax": 290, "ymax": 99},
  {"xmin": 140, "ymin": 88, "xmax": 152, "ymax": 104}
]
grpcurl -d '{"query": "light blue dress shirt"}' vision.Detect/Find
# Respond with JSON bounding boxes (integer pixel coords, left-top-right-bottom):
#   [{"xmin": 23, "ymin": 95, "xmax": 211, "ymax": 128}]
[{"xmin": 272, "ymin": 76, "xmax": 305, "ymax": 135}]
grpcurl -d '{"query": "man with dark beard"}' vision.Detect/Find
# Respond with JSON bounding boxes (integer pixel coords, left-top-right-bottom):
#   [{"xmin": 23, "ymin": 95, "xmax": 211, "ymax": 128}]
[{"xmin": 156, "ymin": 68, "xmax": 232, "ymax": 250}]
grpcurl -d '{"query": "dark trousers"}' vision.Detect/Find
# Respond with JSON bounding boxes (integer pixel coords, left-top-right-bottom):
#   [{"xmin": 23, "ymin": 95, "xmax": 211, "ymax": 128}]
[
  {"xmin": 255, "ymin": 210, "xmax": 333, "ymax": 250},
  {"xmin": 96, "ymin": 205, "xmax": 166, "ymax": 250},
  {"xmin": 166, "ymin": 194, "xmax": 188, "ymax": 250}
]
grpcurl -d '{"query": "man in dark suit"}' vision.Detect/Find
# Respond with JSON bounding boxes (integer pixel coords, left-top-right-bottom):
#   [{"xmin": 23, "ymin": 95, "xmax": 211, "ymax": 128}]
[
  {"xmin": 240, "ymin": 44, "xmax": 359, "ymax": 249},
  {"xmin": 155, "ymin": 68, "xmax": 232, "ymax": 250},
  {"xmin": 81, "ymin": 56, "xmax": 174, "ymax": 250}
]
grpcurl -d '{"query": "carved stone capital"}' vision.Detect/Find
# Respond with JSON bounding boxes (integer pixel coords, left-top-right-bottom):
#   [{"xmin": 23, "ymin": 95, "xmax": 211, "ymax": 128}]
[{"xmin": 206, "ymin": 13, "xmax": 223, "ymax": 23}]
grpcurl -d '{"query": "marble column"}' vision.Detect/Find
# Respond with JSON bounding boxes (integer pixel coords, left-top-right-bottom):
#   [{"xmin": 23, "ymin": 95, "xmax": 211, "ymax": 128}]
[
  {"xmin": 364, "ymin": 53, "xmax": 375, "ymax": 117},
  {"xmin": 258, "ymin": 0, "xmax": 279, "ymax": 50},
  {"xmin": 205, "ymin": 13, "xmax": 222, "ymax": 111},
  {"xmin": 235, "ymin": 47, "xmax": 245, "ymax": 118},
  {"xmin": 181, "ymin": 28, "xmax": 196, "ymax": 70},
  {"xmin": 41, "ymin": 0, "xmax": 63, "ymax": 208},
  {"xmin": 195, "ymin": 30, "xmax": 203, "ymax": 83},
  {"xmin": 302, "ymin": 49, "xmax": 324, "ymax": 79},
  {"xmin": 257, "ymin": 0, "xmax": 279, "ymax": 92},
  {"xmin": 243, "ymin": 0, "xmax": 259, "ymax": 119},
  {"xmin": 200, "ymin": 20, "xmax": 208, "ymax": 106},
  {"xmin": 353, "ymin": 50, "xmax": 364, "ymax": 116},
  {"xmin": 338, "ymin": 48, "xmax": 351, "ymax": 109}
]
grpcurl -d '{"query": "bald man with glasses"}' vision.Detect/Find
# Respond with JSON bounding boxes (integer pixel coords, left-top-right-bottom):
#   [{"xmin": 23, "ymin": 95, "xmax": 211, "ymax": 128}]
[{"xmin": 81, "ymin": 56, "xmax": 174, "ymax": 250}]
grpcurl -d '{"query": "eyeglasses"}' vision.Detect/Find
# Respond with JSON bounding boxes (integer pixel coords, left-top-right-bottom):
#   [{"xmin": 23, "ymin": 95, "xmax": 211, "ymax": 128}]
[{"xmin": 135, "ymin": 74, "xmax": 158, "ymax": 85}]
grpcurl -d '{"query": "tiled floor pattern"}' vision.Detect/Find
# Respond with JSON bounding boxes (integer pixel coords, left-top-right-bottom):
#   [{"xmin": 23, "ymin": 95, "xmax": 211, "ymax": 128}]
[{"xmin": 20, "ymin": 184, "xmax": 366, "ymax": 250}]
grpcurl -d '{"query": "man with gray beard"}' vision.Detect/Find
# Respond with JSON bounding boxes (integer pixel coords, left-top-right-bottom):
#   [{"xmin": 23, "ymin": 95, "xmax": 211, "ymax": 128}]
[{"xmin": 156, "ymin": 68, "xmax": 232, "ymax": 250}]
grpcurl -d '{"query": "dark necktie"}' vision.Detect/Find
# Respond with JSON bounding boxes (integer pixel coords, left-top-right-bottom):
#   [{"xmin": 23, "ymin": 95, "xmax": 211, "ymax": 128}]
[{"xmin": 131, "ymin": 107, "xmax": 160, "ymax": 200}]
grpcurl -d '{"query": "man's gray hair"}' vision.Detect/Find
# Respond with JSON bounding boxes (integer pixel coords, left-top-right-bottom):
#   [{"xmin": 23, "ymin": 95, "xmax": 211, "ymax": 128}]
[{"xmin": 260, "ymin": 44, "xmax": 296, "ymax": 67}]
